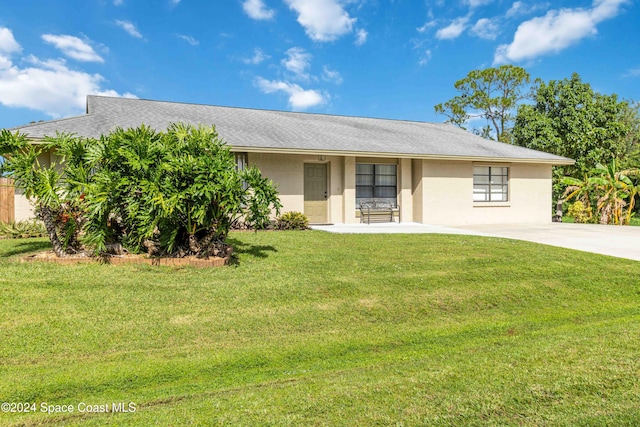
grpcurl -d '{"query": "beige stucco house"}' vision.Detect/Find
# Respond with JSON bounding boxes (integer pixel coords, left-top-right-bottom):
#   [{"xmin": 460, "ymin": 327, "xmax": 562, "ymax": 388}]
[{"xmin": 9, "ymin": 96, "xmax": 573, "ymax": 225}]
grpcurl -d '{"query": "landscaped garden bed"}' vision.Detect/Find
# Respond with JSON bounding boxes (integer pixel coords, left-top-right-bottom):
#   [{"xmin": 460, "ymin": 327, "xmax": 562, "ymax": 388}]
[{"xmin": 21, "ymin": 246, "xmax": 233, "ymax": 267}]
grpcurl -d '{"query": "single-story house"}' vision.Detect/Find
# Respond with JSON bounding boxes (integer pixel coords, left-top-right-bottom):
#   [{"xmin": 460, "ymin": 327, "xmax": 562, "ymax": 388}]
[{"xmin": 8, "ymin": 95, "xmax": 573, "ymax": 225}]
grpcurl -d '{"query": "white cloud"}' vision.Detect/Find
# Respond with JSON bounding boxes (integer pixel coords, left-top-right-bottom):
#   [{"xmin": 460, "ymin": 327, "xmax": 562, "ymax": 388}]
[
  {"xmin": 115, "ymin": 20, "xmax": 143, "ymax": 38},
  {"xmin": 114, "ymin": 0, "xmax": 124, "ymax": 5},
  {"xmin": 0, "ymin": 27, "xmax": 21, "ymax": 54},
  {"xmin": 465, "ymin": 0, "xmax": 493, "ymax": 7},
  {"xmin": 417, "ymin": 20, "xmax": 437, "ymax": 33},
  {"xmin": 255, "ymin": 77, "xmax": 327, "ymax": 110},
  {"xmin": 282, "ymin": 47, "xmax": 312, "ymax": 79},
  {"xmin": 495, "ymin": 0, "xmax": 629, "ymax": 64},
  {"xmin": 470, "ymin": 18, "xmax": 499, "ymax": 40},
  {"xmin": 322, "ymin": 65, "xmax": 342, "ymax": 84},
  {"xmin": 242, "ymin": 0, "xmax": 275, "ymax": 20},
  {"xmin": 170, "ymin": 0, "xmax": 181, "ymax": 6},
  {"xmin": 0, "ymin": 54, "xmax": 11, "ymax": 70},
  {"xmin": 242, "ymin": 48, "xmax": 269, "ymax": 64},
  {"xmin": 177, "ymin": 34, "xmax": 199, "ymax": 46},
  {"xmin": 354, "ymin": 28, "xmax": 367, "ymax": 45},
  {"xmin": 419, "ymin": 49, "xmax": 432, "ymax": 66},
  {"xmin": 623, "ymin": 67, "xmax": 640, "ymax": 78},
  {"xmin": 417, "ymin": 8, "xmax": 437, "ymax": 33},
  {"xmin": 284, "ymin": 0, "xmax": 356, "ymax": 42},
  {"xmin": 506, "ymin": 1, "xmax": 550, "ymax": 18},
  {"xmin": 436, "ymin": 16, "xmax": 470, "ymax": 40},
  {"xmin": 0, "ymin": 55, "xmax": 11, "ymax": 69},
  {"xmin": 41, "ymin": 34, "xmax": 104, "ymax": 63},
  {"xmin": 506, "ymin": 1, "xmax": 525, "ymax": 17},
  {"xmin": 0, "ymin": 55, "xmax": 135, "ymax": 118}
]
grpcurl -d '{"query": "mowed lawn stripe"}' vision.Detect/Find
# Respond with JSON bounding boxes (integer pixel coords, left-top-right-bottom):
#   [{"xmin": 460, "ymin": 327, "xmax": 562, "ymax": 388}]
[{"xmin": 1, "ymin": 231, "xmax": 638, "ymax": 426}]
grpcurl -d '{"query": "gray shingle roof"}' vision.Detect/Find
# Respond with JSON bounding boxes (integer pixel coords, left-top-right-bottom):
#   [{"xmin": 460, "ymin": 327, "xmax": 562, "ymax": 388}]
[{"xmin": 11, "ymin": 96, "xmax": 573, "ymax": 164}]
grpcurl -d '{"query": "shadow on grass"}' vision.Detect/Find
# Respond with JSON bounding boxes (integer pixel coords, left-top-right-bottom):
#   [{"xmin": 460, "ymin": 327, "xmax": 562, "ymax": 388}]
[
  {"xmin": 227, "ymin": 237, "xmax": 277, "ymax": 265},
  {"xmin": 0, "ymin": 239, "xmax": 52, "ymax": 258}
]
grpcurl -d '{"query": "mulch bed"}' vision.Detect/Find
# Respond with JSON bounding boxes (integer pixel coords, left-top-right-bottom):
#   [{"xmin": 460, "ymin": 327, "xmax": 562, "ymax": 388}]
[{"xmin": 21, "ymin": 247, "xmax": 232, "ymax": 268}]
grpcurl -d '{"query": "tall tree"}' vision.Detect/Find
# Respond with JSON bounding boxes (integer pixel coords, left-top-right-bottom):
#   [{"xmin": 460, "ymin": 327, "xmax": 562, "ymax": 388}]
[
  {"xmin": 619, "ymin": 101, "xmax": 640, "ymax": 169},
  {"xmin": 434, "ymin": 65, "xmax": 531, "ymax": 143},
  {"xmin": 513, "ymin": 73, "xmax": 630, "ymax": 199}
]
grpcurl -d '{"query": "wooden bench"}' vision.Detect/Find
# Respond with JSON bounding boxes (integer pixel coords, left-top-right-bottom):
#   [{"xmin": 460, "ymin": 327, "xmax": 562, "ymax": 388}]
[{"xmin": 359, "ymin": 200, "xmax": 398, "ymax": 224}]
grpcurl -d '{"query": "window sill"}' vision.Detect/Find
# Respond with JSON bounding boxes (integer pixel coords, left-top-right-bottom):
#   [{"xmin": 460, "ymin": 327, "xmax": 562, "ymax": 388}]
[{"xmin": 473, "ymin": 201, "xmax": 511, "ymax": 208}]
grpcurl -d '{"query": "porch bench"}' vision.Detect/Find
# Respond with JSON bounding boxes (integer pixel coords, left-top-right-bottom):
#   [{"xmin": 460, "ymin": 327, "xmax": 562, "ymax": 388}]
[{"xmin": 359, "ymin": 200, "xmax": 398, "ymax": 224}]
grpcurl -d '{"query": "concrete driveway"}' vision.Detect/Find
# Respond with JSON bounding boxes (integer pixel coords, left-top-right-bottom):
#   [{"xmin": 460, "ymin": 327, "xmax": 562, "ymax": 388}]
[
  {"xmin": 312, "ymin": 222, "xmax": 640, "ymax": 261},
  {"xmin": 451, "ymin": 223, "xmax": 640, "ymax": 261}
]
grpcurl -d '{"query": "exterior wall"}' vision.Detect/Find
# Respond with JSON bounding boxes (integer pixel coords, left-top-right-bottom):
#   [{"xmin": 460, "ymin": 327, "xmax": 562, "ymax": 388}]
[
  {"xmin": 422, "ymin": 160, "xmax": 474, "ymax": 225},
  {"xmin": 507, "ymin": 163, "xmax": 553, "ymax": 223},
  {"xmin": 12, "ymin": 148, "xmax": 555, "ymax": 226},
  {"xmin": 248, "ymin": 154, "xmax": 554, "ymax": 225},
  {"xmin": 249, "ymin": 152, "xmax": 347, "ymax": 224},
  {"xmin": 398, "ymin": 158, "xmax": 413, "ymax": 222},
  {"xmin": 412, "ymin": 159, "xmax": 423, "ymax": 223},
  {"xmin": 14, "ymin": 190, "xmax": 33, "ymax": 222},
  {"xmin": 343, "ymin": 156, "xmax": 357, "ymax": 223},
  {"xmin": 249, "ymin": 152, "xmax": 305, "ymax": 217},
  {"xmin": 421, "ymin": 160, "xmax": 553, "ymax": 225},
  {"xmin": 13, "ymin": 149, "xmax": 57, "ymax": 221},
  {"xmin": 329, "ymin": 157, "xmax": 344, "ymax": 224}
]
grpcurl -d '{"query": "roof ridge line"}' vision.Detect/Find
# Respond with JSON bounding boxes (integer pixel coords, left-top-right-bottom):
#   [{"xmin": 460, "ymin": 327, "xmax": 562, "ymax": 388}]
[{"xmin": 87, "ymin": 95, "xmax": 452, "ymax": 126}]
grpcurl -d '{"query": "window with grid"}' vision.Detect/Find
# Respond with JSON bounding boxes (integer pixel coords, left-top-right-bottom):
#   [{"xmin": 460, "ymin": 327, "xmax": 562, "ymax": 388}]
[
  {"xmin": 356, "ymin": 164, "xmax": 397, "ymax": 207},
  {"xmin": 473, "ymin": 166, "xmax": 508, "ymax": 202}
]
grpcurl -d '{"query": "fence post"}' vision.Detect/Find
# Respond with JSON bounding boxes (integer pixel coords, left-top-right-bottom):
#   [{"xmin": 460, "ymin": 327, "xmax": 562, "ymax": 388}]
[{"xmin": 0, "ymin": 178, "xmax": 15, "ymax": 223}]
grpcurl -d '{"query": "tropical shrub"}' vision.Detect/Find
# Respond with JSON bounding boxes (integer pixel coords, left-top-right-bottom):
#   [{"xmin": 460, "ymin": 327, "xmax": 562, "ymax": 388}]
[
  {"xmin": 81, "ymin": 123, "xmax": 281, "ymax": 257},
  {"xmin": 276, "ymin": 211, "xmax": 309, "ymax": 230},
  {"xmin": 1, "ymin": 124, "xmax": 282, "ymax": 258},
  {"xmin": 567, "ymin": 201, "xmax": 592, "ymax": 224},
  {"xmin": 0, "ymin": 220, "xmax": 47, "ymax": 239},
  {"xmin": 0, "ymin": 131, "xmax": 89, "ymax": 256}
]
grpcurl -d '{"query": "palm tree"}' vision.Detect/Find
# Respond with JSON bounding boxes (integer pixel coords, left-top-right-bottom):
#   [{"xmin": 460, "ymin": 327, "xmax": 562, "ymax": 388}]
[
  {"xmin": 592, "ymin": 161, "xmax": 639, "ymax": 224},
  {"xmin": 561, "ymin": 174, "xmax": 595, "ymax": 223},
  {"xmin": 562, "ymin": 160, "xmax": 640, "ymax": 225}
]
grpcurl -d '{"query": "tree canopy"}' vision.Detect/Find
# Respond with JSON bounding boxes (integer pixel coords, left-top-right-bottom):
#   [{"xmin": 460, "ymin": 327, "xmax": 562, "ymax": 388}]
[
  {"xmin": 619, "ymin": 101, "xmax": 640, "ymax": 169},
  {"xmin": 513, "ymin": 73, "xmax": 630, "ymax": 199},
  {"xmin": 434, "ymin": 65, "xmax": 531, "ymax": 143}
]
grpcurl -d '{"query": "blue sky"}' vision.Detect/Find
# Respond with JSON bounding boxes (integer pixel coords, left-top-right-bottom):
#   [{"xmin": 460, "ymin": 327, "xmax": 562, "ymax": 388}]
[{"xmin": 0, "ymin": 0, "xmax": 638, "ymax": 129}]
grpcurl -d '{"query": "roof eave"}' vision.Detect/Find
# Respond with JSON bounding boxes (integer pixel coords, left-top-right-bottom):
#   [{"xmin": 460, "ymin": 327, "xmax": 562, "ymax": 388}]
[
  {"xmin": 233, "ymin": 146, "xmax": 575, "ymax": 165},
  {"xmin": 23, "ymin": 137, "xmax": 574, "ymax": 165}
]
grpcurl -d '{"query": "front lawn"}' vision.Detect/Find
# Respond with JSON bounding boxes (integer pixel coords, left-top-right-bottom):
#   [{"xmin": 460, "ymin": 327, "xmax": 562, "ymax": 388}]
[{"xmin": 1, "ymin": 232, "xmax": 638, "ymax": 426}]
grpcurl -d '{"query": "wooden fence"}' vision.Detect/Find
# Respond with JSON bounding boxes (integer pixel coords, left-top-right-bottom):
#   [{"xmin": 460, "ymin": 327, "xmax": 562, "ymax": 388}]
[{"xmin": 0, "ymin": 178, "xmax": 15, "ymax": 223}]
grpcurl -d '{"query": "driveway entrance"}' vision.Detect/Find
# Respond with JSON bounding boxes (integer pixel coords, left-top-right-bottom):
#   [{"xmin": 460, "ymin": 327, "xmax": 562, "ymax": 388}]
[
  {"xmin": 451, "ymin": 223, "xmax": 640, "ymax": 261},
  {"xmin": 312, "ymin": 222, "xmax": 640, "ymax": 261}
]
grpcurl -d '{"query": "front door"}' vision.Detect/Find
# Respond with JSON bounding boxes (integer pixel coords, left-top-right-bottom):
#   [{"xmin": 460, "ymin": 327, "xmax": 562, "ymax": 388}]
[{"xmin": 304, "ymin": 163, "xmax": 328, "ymax": 224}]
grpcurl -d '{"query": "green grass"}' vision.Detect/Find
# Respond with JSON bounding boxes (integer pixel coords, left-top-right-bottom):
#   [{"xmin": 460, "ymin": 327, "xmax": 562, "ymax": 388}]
[{"xmin": 1, "ymin": 232, "xmax": 639, "ymax": 426}]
